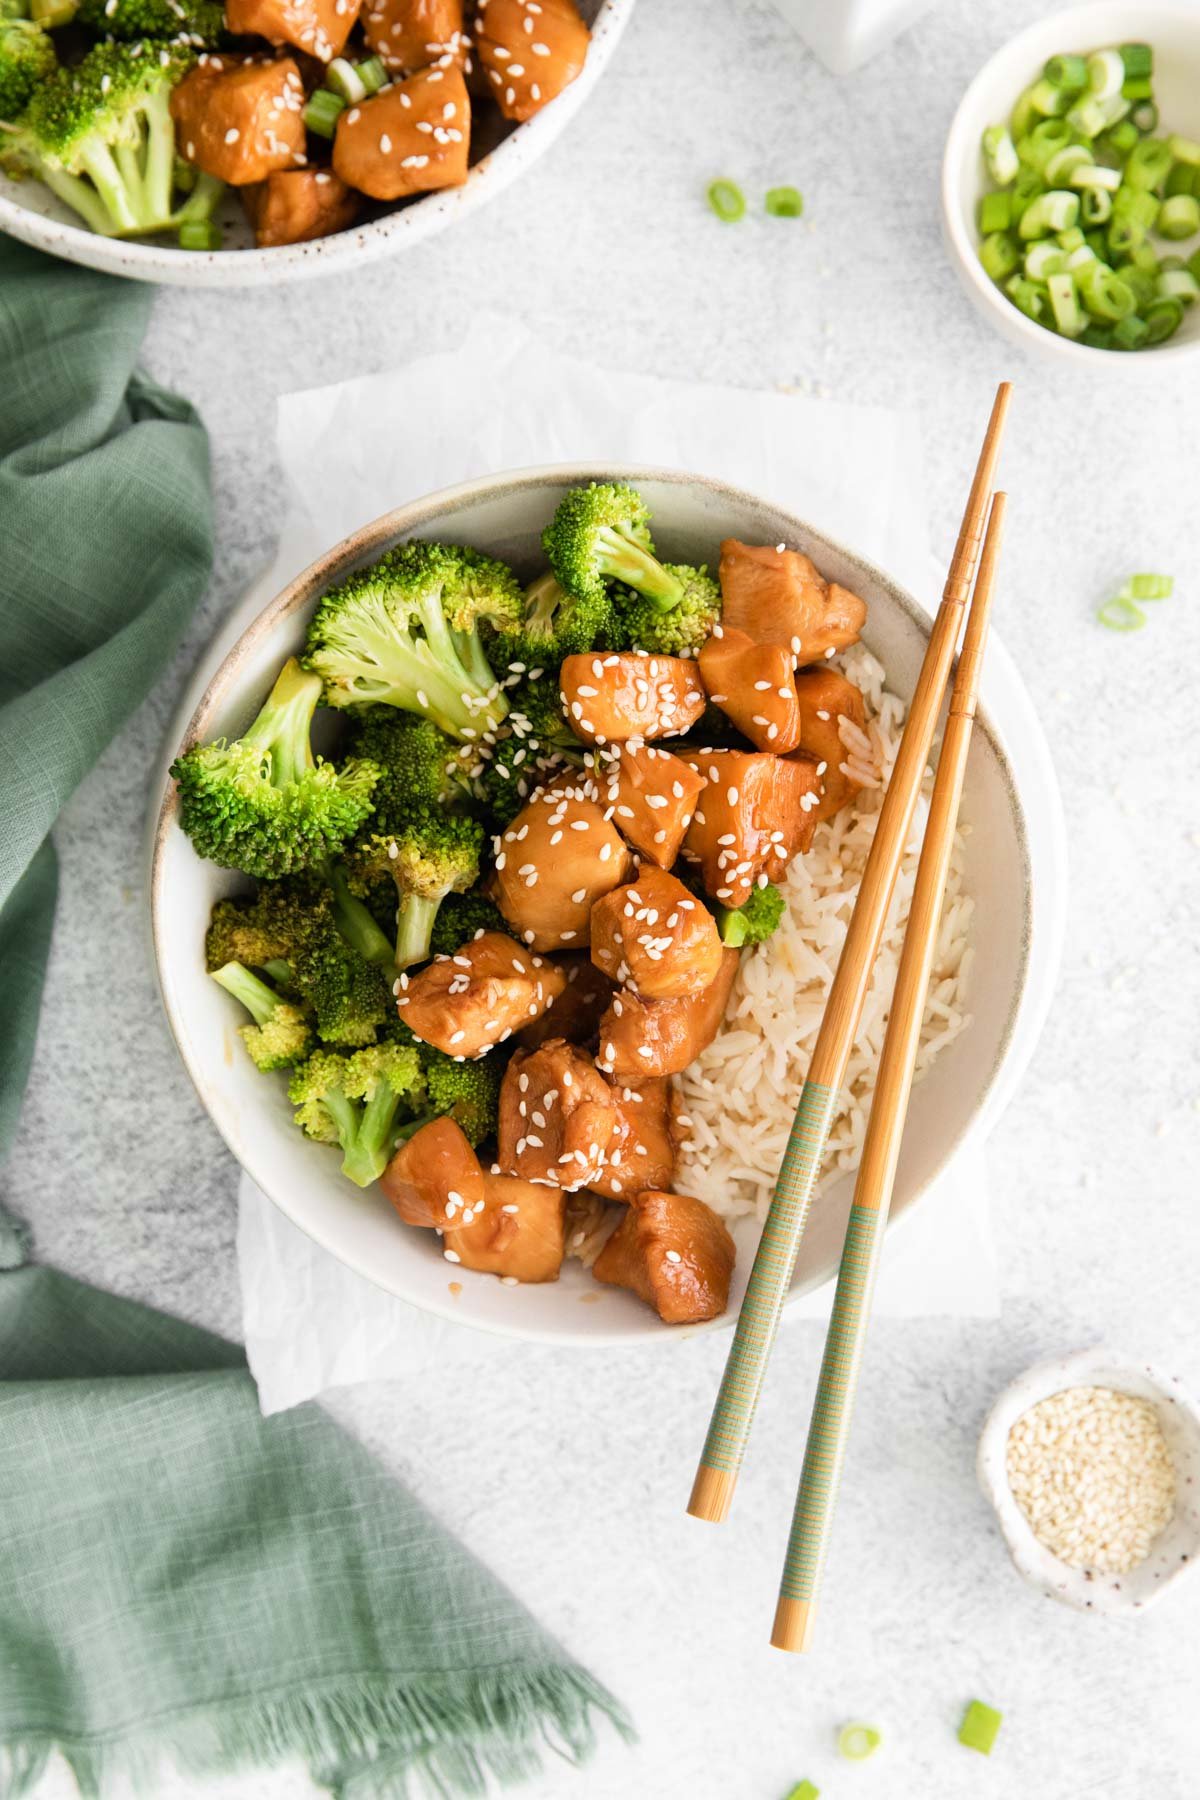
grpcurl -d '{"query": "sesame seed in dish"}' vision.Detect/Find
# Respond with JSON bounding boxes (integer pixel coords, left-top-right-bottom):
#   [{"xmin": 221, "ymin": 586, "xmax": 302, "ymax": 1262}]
[{"xmin": 1006, "ymin": 1387, "xmax": 1176, "ymax": 1576}]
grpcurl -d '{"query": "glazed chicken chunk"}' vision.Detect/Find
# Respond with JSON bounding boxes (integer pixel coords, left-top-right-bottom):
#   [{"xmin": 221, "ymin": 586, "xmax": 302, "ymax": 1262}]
[
  {"xmin": 681, "ymin": 748, "xmax": 822, "ymax": 908},
  {"xmin": 558, "ymin": 652, "xmax": 706, "ymax": 746},
  {"xmin": 719, "ymin": 539, "xmax": 867, "ymax": 666},
  {"xmin": 361, "ymin": 0, "xmax": 465, "ymax": 73},
  {"xmin": 594, "ymin": 743, "xmax": 704, "ymax": 868},
  {"xmin": 226, "ymin": 0, "xmax": 360, "ymax": 59},
  {"xmin": 593, "ymin": 1188, "xmax": 736, "ymax": 1325},
  {"xmin": 171, "ymin": 57, "xmax": 306, "ymax": 186},
  {"xmin": 332, "ymin": 64, "xmax": 470, "ymax": 201},
  {"xmin": 517, "ymin": 953, "xmax": 615, "ymax": 1051},
  {"xmin": 475, "ymin": 0, "xmax": 590, "ymax": 123},
  {"xmin": 491, "ymin": 781, "xmax": 632, "ymax": 951},
  {"xmin": 498, "ymin": 1040, "xmax": 625, "ymax": 1191},
  {"xmin": 241, "ymin": 169, "xmax": 361, "ymax": 247},
  {"xmin": 598, "ymin": 947, "xmax": 739, "ymax": 1081},
  {"xmin": 590, "ymin": 868, "xmax": 723, "ymax": 1001},
  {"xmin": 791, "ymin": 667, "xmax": 876, "ymax": 823},
  {"xmin": 697, "ymin": 625, "xmax": 803, "ymax": 754},
  {"xmin": 443, "ymin": 1173, "xmax": 566, "ymax": 1283},
  {"xmin": 587, "ymin": 1076, "xmax": 679, "ymax": 1202},
  {"xmin": 381, "ymin": 1116, "xmax": 484, "ymax": 1230},
  {"xmin": 398, "ymin": 931, "xmax": 566, "ymax": 1058}
]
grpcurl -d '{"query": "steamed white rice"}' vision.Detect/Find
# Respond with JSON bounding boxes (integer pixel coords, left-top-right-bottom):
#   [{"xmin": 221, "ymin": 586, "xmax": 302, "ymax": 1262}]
[{"xmin": 675, "ymin": 642, "xmax": 974, "ymax": 1223}]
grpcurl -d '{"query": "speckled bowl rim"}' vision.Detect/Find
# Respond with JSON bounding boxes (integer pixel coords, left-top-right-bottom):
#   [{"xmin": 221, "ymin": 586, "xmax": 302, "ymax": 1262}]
[
  {"xmin": 941, "ymin": 0, "xmax": 1200, "ymax": 371},
  {"xmin": 977, "ymin": 1346, "xmax": 1200, "ymax": 1614},
  {"xmin": 0, "ymin": 0, "xmax": 634, "ymax": 288},
  {"xmin": 150, "ymin": 462, "xmax": 1046, "ymax": 1344}
]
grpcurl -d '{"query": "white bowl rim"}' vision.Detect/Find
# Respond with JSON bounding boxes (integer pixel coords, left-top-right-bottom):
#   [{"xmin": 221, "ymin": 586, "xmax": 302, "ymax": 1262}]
[
  {"xmin": 941, "ymin": 0, "xmax": 1200, "ymax": 369},
  {"xmin": 0, "ymin": 0, "xmax": 634, "ymax": 288},
  {"xmin": 977, "ymin": 1344, "xmax": 1200, "ymax": 1614},
  {"xmin": 150, "ymin": 460, "xmax": 1046, "ymax": 1346}
]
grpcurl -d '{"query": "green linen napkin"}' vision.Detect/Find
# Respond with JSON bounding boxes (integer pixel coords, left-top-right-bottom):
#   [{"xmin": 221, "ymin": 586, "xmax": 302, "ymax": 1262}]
[{"xmin": 0, "ymin": 239, "xmax": 629, "ymax": 1799}]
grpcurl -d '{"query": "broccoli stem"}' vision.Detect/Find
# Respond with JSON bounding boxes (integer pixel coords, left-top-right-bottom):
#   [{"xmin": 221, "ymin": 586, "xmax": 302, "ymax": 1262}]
[
  {"xmin": 38, "ymin": 163, "xmax": 115, "ymax": 236},
  {"xmin": 417, "ymin": 590, "xmax": 506, "ymax": 736},
  {"xmin": 211, "ymin": 960, "xmax": 281, "ymax": 1024},
  {"xmin": 262, "ymin": 957, "xmax": 294, "ymax": 988},
  {"xmin": 595, "ymin": 527, "xmax": 684, "ymax": 613},
  {"xmin": 240, "ymin": 657, "xmax": 322, "ymax": 789},
  {"xmin": 327, "ymin": 862, "xmax": 395, "ymax": 968},
  {"xmin": 141, "ymin": 84, "xmax": 176, "ymax": 226},
  {"xmin": 394, "ymin": 893, "xmax": 439, "ymax": 970},
  {"xmin": 174, "ymin": 169, "xmax": 224, "ymax": 225},
  {"xmin": 79, "ymin": 137, "xmax": 139, "ymax": 234},
  {"xmin": 341, "ymin": 1080, "xmax": 404, "ymax": 1187}
]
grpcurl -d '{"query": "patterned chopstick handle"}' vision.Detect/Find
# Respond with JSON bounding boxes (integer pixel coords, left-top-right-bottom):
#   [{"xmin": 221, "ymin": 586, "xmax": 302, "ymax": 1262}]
[
  {"xmin": 696, "ymin": 1079, "xmax": 838, "ymax": 1488},
  {"xmin": 776, "ymin": 1199, "xmax": 887, "ymax": 1617}
]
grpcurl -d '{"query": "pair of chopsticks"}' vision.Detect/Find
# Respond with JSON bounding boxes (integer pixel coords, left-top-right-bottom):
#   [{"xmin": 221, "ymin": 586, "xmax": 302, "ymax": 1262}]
[{"xmin": 687, "ymin": 382, "xmax": 1012, "ymax": 1654}]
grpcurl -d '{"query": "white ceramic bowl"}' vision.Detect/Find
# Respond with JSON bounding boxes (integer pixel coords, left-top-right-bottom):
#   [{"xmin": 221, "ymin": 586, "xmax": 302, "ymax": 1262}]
[
  {"xmin": 0, "ymin": 0, "xmax": 632, "ymax": 287},
  {"xmin": 978, "ymin": 1346, "xmax": 1200, "ymax": 1614},
  {"xmin": 942, "ymin": 2, "xmax": 1200, "ymax": 370},
  {"xmin": 150, "ymin": 465, "xmax": 1063, "ymax": 1345}
]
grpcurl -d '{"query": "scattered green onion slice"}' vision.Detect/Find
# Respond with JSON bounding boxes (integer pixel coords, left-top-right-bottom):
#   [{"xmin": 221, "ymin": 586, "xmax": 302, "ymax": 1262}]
[
  {"xmin": 1143, "ymin": 299, "xmax": 1183, "ymax": 341},
  {"xmin": 1126, "ymin": 137, "xmax": 1173, "ymax": 190},
  {"xmin": 1029, "ymin": 76, "xmax": 1071, "ymax": 117},
  {"xmin": 1112, "ymin": 311, "xmax": 1150, "ymax": 348},
  {"xmin": 783, "ymin": 1784, "xmax": 819, "ymax": 1800},
  {"xmin": 836, "ymin": 1723, "xmax": 882, "ymax": 1762},
  {"xmin": 1098, "ymin": 595, "xmax": 1146, "ymax": 629},
  {"xmin": 357, "ymin": 54, "xmax": 387, "ymax": 95},
  {"xmin": 980, "ymin": 232, "xmax": 1020, "ymax": 281},
  {"xmin": 1158, "ymin": 267, "xmax": 1199, "ymax": 305},
  {"xmin": 1018, "ymin": 189, "xmax": 1079, "ymax": 238},
  {"xmin": 1047, "ymin": 269, "xmax": 1083, "ymax": 335},
  {"xmin": 326, "ymin": 56, "xmax": 367, "ymax": 103},
  {"xmin": 1024, "ymin": 240, "xmax": 1065, "ymax": 279},
  {"xmin": 765, "ymin": 185, "xmax": 804, "ymax": 218},
  {"xmin": 178, "ymin": 220, "xmax": 221, "ymax": 251},
  {"xmin": 1044, "ymin": 143, "xmax": 1093, "ymax": 186},
  {"xmin": 1158, "ymin": 194, "xmax": 1200, "ymax": 239},
  {"xmin": 1131, "ymin": 99, "xmax": 1159, "ymax": 133},
  {"xmin": 1169, "ymin": 132, "xmax": 1200, "ymax": 164},
  {"xmin": 1045, "ymin": 52, "xmax": 1087, "ymax": 91},
  {"xmin": 978, "ymin": 190, "xmax": 1012, "ymax": 234},
  {"xmin": 1087, "ymin": 47, "xmax": 1125, "ymax": 98},
  {"xmin": 1121, "ymin": 41, "xmax": 1153, "ymax": 79},
  {"xmin": 303, "ymin": 88, "xmax": 346, "ymax": 137},
  {"xmin": 1122, "ymin": 74, "xmax": 1154, "ymax": 102},
  {"xmin": 1126, "ymin": 572, "xmax": 1174, "ymax": 600},
  {"xmin": 958, "ymin": 1700, "xmax": 1003, "ymax": 1756},
  {"xmin": 707, "ymin": 178, "xmax": 745, "ymax": 223},
  {"xmin": 982, "ymin": 124, "xmax": 1019, "ymax": 185}
]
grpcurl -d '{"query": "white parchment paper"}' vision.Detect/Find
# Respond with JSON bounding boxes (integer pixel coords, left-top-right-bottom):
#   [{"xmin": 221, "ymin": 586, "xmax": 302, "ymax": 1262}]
[{"xmin": 237, "ymin": 317, "xmax": 999, "ymax": 1416}]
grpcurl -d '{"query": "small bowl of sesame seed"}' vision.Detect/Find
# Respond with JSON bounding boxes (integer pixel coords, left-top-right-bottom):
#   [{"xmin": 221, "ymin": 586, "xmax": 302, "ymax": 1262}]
[{"xmin": 978, "ymin": 1347, "xmax": 1200, "ymax": 1614}]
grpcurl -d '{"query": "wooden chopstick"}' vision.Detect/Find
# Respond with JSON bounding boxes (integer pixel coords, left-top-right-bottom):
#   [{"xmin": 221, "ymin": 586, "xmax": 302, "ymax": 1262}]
[
  {"xmin": 771, "ymin": 490, "xmax": 1007, "ymax": 1655},
  {"xmin": 687, "ymin": 382, "xmax": 1012, "ymax": 1528}
]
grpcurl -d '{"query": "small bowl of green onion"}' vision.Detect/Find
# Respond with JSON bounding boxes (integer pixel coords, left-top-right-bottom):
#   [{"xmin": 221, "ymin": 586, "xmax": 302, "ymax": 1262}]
[{"xmin": 942, "ymin": 2, "xmax": 1200, "ymax": 365}]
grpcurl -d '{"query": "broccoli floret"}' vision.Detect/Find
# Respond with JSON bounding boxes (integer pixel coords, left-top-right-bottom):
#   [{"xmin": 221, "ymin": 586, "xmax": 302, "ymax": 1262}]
[
  {"xmin": 488, "ymin": 569, "xmax": 617, "ymax": 671},
  {"xmin": 347, "ymin": 811, "xmax": 483, "ymax": 970},
  {"xmin": 75, "ymin": 0, "xmax": 222, "ymax": 41},
  {"xmin": 5, "ymin": 41, "xmax": 197, "ymax": 236},
  {"xmin": 344, "ymin": 707, "xmax": 475, "ymax": 817},
  {"xmin": 210, "ymin": 960, "xmax": 312, "ymax": 1071},
  {"xmin": 206, "ymin": 875, "xmax": 394, "ymax": 1047},
  {"xmin": 386, "ymin": 1023, "xmax": 504, "ymax": 1146},
  {"xmin": 617, "ymin": 564, "xmax": 721, "ymax": 656},
  {"xmin": 0, "ymin": 17, "xmax": 54, "ymax": 121},
  {"xmin": 172, "ymin": 658, "xmax": 378, "ymax": 880},
  {"xmin": 289, "ymin": 1042, "xmax": 424, "ymax": 1188},
  {"xmin": 507, "ymin": 675, "xmax": 582, "ymax": 754},
  {"xmin": 543, "ymin": 482, "xmax": 701, "ymax": 618},
  {"xmin": 428, "ymin": 890, "xmax": 504, "ymax": 957},
  {"xmin": 717, "ymin": 883, "xmax": 787, "ymax": 948},
  {"xmin": 303, "ymin": 541, "xmax": 522, "ymax": 742},
  {"xmin": 470, "ymin": 674, "xmax": 586, "ymax": 830}
]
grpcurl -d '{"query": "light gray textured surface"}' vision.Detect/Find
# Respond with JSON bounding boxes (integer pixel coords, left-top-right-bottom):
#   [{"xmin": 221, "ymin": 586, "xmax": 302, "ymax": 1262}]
[{"xmin": 11, "ymin": 0, "xmax": 1200, "ymax": 1795}]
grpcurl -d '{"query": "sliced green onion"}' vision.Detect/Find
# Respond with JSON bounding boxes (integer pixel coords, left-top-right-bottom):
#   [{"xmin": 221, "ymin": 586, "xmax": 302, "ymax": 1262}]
[
  {"xmin": 837, "ymin": 1723, "xmax": 882, "ymax": 1762},
  {"xmin": 1126, "ymin": 572, "xmax": 1174, "ymax": 600},
  {"xmin": 980, "ymin": 232, "xmax": 1020, "ymax": 281},
  {"xmin": 1130, "ymin": 240, "xmax": 1160, "ymax": 272},
  {"xmin": 958, "ymin": 1700, "xmax": 1003, "ymax": 1757},
  {"xmin": 765, "ymin": 185, "xmax": 804, "ymax": 218},
  {"xmin": 178, "ymin": 219, "xmax": 221, "ymax": 251},
  {"xmin": 1071, "ymin": 162, "xmax": 1121, "ymax": 192},
  {"xmin": 1113, "ymin": 312, "xmax": 1150, "ymax": 348},
  {"xmin": 1125, "ymin": 137, "xmax": 1173, "ymax": 189},
  {"xmin": 1131, "ymin": 99, "xmax": 1159, "ymax": 133},
  {"xmin": 1098, "ymin": 594, "xmax": 1146, "ymax": 629},
  {"xmin": 1025, "ymin": 117, "xmax": 1074, "ymax": 169},
  {"xmin": 1045, "ymin": 143, "xmax": 1093, "ymax": 186},
  {"xmin": 982, "ymin": 125, "xmax": 1019, "ymax": 185},
  {"xmin": 1087, "ymin": 47, "xmax": 1125, "ymax": 99},
  {"xmin": 326, "ymin": 56, "xmax": 367, "ymax": 102},
  {"xmin": 1069, "ymin": 91, "xmax": 1130, "ymax": 137},
  {"xmin": 1080, "ymin": 323, "xmax": 1114, "ymax": 347},
  {"xmin": 1064, "ymin": 242, "xmax": 1097, "ymax": 270},
  {"xmin": 1078, "ymin": 261, "xmax": 1136, "ymax": 319},
  {"xmin": 1189, "ymin": 246, "xmax": 1200, "ymax": 282},
  {"xmin": 1017, "ymin": 189, "xmax": 1079, "ymax": 238},
  {"xmin": 1010, "ymin": 167, "xmax": 1045, "ymax": 223},
  {"xmin": 1044, "ymin": 52, "xmax": 1087, "ymax": 91},
  {"xmin": 784, "ymin": 1785, "xmax": 820, "ymax": 1800},
  {"xmin": 1010, "ymin": 85, "xmax": 1041, "ymax": 141},
  {"xmin": 707, "ymin": 178, "xmax": 745, "ymax": 222},
  {"xmin": 1084, "ymin": 228, "xmax": 1108, "ymax": 258},
  {"xmin": 1158, "ymin": 267, "xmax": 1199, "ymax": 304},
  {"xmin": 1101, "ymin": 119, "xmax": 1140, "ymax": 157},
  {"xmin": 1057, "ymin": 224, "xmax": 1086, "ymax": 251},
  {"xmin": 1158, "ymin": 194, "xmax": 1200, "ymax": 238},
  {"xmin": 1005, "ymin": 273, "xmax": 1048, "ymax": 320},
  {"xmin": 1116, "ymin": 261, "xmax": 1158, "ymax": 308},
  {"xmin": 1025, "ymin": 240, "xmax": 1065, "ymax": 279},
  {"xmin": 1046, "ymin": 270, "xmax": 1082, "ymax": 335},
  {"xmin": 1169, "ymin": 133, "xmax": 1200, "ymax": 166},
  {"xmin": 303, "ymin": 88, "xmax": 346, "ymax": 137},
  {"xmin": 978, "ymin": 190, "xmax": 1012, "ymax": 234},
  {"xmin": 1081, "ymin": 185, "xmax": 1113, "ymax": 224},
  {"xmin": 1165, "ymin": 162, "xmax": 1199, "ymax": 198},
  {"xmin": 1121, "ymin": 75, "xmax": 1153, "ymax": 102},
  {"xmin": 1028, "ymin": 77, "xmax": 1071, "ymax": 118},
  {"xmin": 357, "ymin": 54, "xmax": 387, "ymax": 95},
  {"xmin": 1121, "ymin": 41, "xmax": 1153, "ymax": 80}
]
